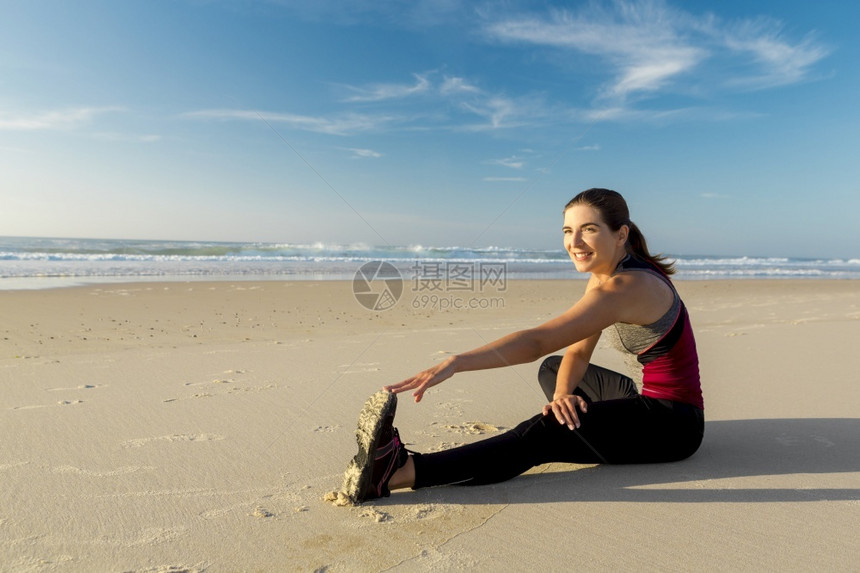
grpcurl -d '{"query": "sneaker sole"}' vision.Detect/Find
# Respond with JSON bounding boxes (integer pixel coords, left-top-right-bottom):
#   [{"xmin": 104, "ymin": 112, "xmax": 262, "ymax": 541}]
[{"xmin": 342, "ymin": 390, "xmax": 397, "ymax": 504}]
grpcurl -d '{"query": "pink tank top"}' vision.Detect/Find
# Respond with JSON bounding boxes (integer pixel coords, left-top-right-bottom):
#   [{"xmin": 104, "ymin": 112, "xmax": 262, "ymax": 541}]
[{"xmin": 613, "ymin": 256, "xmax": 704, "ymax": 409}]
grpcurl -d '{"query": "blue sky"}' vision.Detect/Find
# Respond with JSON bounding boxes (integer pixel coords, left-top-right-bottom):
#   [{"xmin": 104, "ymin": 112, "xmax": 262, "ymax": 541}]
[{"xmin": 1, "ymin": 0, "xmax": 858, "ymax": 258}]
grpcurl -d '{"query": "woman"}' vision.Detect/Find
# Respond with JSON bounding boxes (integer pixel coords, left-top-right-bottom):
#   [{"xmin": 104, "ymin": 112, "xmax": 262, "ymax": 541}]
[{"xmin": 343, "ymin": 188, "xmax": 704, "ymax": 503}]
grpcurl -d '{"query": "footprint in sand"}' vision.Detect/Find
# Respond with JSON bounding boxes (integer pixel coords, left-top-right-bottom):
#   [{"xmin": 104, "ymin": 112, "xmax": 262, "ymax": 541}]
[
  {"xmin": 126, "ymin": 565, "xmax": 204, "ymax": 573},
  {"xmin": 313, "ymin": 425, "xmax": 341, "ymax": 433},
  {"xmin": 47, "ymin": 384, "xmax": 103, "ymax": 392},
  {"xmin": 415, "ymin": 506, "xmax": 434, "ymax": 520},
  {"xmin": 444, "ymin": 422, "xmax": 502, "ymax": 435},
  {"xmin": 427, "ymin": 441, "xmax": 465, "ymax": 452},
  {"xmin": 226, "ymin": 383, "xmax": 277, "ymax": 395},
  {"xmin": 337, "ymin": 361, "xmax": 381, "ymax": 374},
  {"xmin": 100, "ymin": 527, "xmax": 188, "ymax": 548},
  {"xmin": 183, "ymin": 379, "xmax": 232, "ymax": 387},
  {"xmin": 359, "ymin": 508, "xmax": 392, "ymax": 523},
  {"xmin": 121, "ymin": 434, "xmax": 226, "ymax": 448},
  {"xmin": 0, "ymin": 461, "xmax": 30, "ymax": 471},
  {"xmin": 52, "ymin": 465, "xmax": 156, "ymax": 477},
  {"xmin": 402, "ymin": 503, "xmax": 463, "ymax": 523},
  {"xmin": 413, "ymin": 504, "xmax": 456, "ymax": 520},
  {"xmin": 436, "ymin": 399, "xmax": 468, "ymax": 417},
  {"xmin": 10, "ymin": 400, "xmax": 84, "ymax": 410},
  {"xmin": 251, "ymin": 507, "xmax": 275, "ymax": 519}
]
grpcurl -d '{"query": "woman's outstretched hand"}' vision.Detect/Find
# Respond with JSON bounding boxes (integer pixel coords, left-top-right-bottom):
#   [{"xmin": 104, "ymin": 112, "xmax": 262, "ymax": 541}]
[
  {"xmin": 542, "ymin": 393, "xmax": 588, "ymax": 430},
  {"xmin": 384, "ymin": 356, "xmax": 458, "ymax": 403}
]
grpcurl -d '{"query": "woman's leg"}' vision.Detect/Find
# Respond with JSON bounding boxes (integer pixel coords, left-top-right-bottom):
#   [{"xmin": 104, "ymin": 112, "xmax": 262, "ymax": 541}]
[
  {"xmin": 410, "ymin": 397, "xmax": 703, "ymax": 489},
  {"xmin": 408, "ymin": 359, "xmax": 701, "ymax": 490},
  {"xmin": 538, "ymin": 356, "xmax": 639, "ymax": 402}
]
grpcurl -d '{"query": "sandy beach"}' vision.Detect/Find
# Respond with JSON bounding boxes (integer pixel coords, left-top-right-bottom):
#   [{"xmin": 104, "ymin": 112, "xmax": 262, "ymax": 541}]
[{"xmin": 1, "ymin": 279, "xmax": 858, "ymax": 572}]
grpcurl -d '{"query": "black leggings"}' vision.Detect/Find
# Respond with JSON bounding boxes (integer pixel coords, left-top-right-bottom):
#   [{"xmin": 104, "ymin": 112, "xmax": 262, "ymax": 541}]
[{"xmin": 412, "ymin": 356, "xmax": 704, "ymax": 489}]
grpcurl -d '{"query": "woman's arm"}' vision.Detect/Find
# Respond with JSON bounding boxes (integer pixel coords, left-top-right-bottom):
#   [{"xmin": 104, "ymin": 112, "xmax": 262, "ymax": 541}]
[
  {"xmin": 540, "ymin": 334, "xmax": 600, "ymax": 429},
  {"xmin": 549, "ymin": 274, "xmax": 603, "ymax": 398},
  {"xmin": 554, "ymin": 332, "xmax": 600, "ymax": 399},
  {"xmin": 382, "ymin": 328, "xmax": 553, "ymax": 403},
  {"xmin": 540, "ymin": 275, "xmax": 603, "ymax": 429},
  {"xmin": 385, "ymin": 275, "xmax": 633, "ymax": 402}
]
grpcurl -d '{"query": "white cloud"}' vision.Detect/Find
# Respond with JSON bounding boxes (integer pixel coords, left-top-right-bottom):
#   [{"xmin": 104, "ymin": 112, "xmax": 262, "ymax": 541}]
[
  {"xmin": 487, "ymin": 155, "xmax": 525, "ymax": 169},
  {"xmin": 0, "ymin": 107, "xmax": 122, "ymax": 131},
  {"xmin": 576, "ymin": 144, "xmax": 601, "ymax": 151},
  {"xmin": 342, "ymin": 71, "xmax": 546, "ymax": 130},
  {"xmin": 583, "ymin": 106, "xmax": 637, "ymax": 122},
  {"xmin": 93, "ymin": 132, "xmax": 162, "ymax": 143},
  {"xmin": 346, "ymin": 147, "xmax": 383, "ymax": 158},
  {"xmin": 484, "ymin": 2, "xmax": 704, "ymax": 102},
  {"xmin": 715, "ymin": 18, "xmax": 829, "ymax": 89},
  {"xmin": 440, "ymin": 76, "xmax": 481, "ymax": 95},
  {"xmin": 342, "ymin": 72, "xmax": 431, "ymax": 102},
  {"xmin": 461, "ymin": 96, "xmax": 526, "ymax": 129},
  {"xmin": 184, "ymin": 109, "xmax": 393, "ymax": 136},
  {"xmin": 483, "ymin": 0, "xmax": 828, "ymax": 105}
]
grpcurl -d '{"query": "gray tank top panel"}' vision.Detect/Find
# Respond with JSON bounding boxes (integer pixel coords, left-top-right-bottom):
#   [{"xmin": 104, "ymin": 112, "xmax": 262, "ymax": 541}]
[{"xmin": 612, "ymin": 275, "xmax": 680, "ymax": 355}]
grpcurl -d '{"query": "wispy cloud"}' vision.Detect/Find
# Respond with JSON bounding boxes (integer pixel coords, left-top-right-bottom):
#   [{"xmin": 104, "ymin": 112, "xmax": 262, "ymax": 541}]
[
  {"xmin": 184, "ymin": 108, "xmax": 394, "ymax": 136},
  {"xmin": 483, "ymin": 0, "xmax": 828, "ymax": 106},
  {"xmin": 484, "ymin": 2, "xmax": 704, "ymax": 102},
  {"xmin": 487, "ymin": 155, "xmax": 526, "ymax": 169},
  {"xmin": 715, "ymin": 18, "xmax": 829, "ymax": 89},
  {"xmin": 483, "ymin": 176, "xmax": 527, "ymax": 182},
  {"xmin": 0, "ymin": 107, "xmax": 121, "ymax": 131},
  {"xmin": 582, "ymin": 106, "xmax": 638, "ymax": 122},
  {"xmin": 342, "ymin": 72, "xmax": 431, "ymax": 102},
  {"xmin": 440, "ymin": 76, "xmax": 481, "ymax": 95},
  {"xmin": 576, "ymin": 144, "xmax": 601, "ymax": 151},
  {"xmin": 457, "ymin": 93, "xmax": 549, "ymax": 130},
  {"xmin": 192, "ymin": 0, "xmax": 830, "ymax": 140},
  {"xmin": 461, "ymin": 96, "xmax": 518, "ymax": 128},
  {"xmin": 93, "ymin": 132, "xmax": 162, "ymax": 143},
  {"xmin": 342, "ymin": 71, "xmax": 542, "ymax": 130},
  {"xmin": 345, "ymin": 147, "xmax": 383, "ymax": 159}
]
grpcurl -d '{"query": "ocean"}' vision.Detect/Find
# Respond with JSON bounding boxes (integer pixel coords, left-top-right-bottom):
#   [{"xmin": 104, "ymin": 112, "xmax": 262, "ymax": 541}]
[{"xmin": 1, "ymin": 236, "xmax": 858, "ymax": 290}]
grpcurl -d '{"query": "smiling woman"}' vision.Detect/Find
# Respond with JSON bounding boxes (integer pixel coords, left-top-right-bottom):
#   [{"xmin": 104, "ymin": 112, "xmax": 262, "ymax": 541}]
[
  {"xmin": 563, "ymin": 188, "xmax": 675, "ymax": 277},
  {"xmin": 339, "ymin": 188, "xmax": 705, "ymax": 504}
]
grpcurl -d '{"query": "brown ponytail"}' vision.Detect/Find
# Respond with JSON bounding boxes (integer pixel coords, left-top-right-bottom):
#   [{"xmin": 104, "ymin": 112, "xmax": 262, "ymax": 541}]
[{"xmin": 564, "ymin": 188, "xmax": 676, "ymax": 276}]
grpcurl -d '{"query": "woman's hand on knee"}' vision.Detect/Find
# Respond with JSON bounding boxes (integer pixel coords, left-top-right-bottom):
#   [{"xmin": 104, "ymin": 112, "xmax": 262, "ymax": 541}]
[{"xmin": 542, "ymin": 394, "xmax": 588, "ymax": 430}]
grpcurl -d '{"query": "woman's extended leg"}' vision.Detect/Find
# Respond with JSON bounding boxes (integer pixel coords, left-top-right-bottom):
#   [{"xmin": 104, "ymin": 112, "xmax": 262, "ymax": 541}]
[
  {"xmin": 406, "ymin": 396, "xmax": 702, "ymax": 489},
  {"xmin": 395, "ymin": 358, "xmax": 702, "ymax": 491}
]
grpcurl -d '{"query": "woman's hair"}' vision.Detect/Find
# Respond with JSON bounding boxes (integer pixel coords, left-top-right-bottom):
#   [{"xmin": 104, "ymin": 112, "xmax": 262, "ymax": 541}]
[{"xmin": 564, "ymin": 188, "xmax": 676, "ymax": 275}]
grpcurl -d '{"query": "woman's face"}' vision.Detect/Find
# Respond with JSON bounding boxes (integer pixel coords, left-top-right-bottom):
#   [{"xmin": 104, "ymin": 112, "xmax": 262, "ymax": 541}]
[{"xmin": 562, "ymin": 204, "xmax": 627, "ymax": 276}]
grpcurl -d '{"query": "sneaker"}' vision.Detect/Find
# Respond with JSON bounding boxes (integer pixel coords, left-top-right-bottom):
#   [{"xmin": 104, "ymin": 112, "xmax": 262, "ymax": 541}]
[{"xmin": 342, "ymin": 390, "xmax": 408, "ymax": 504}]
